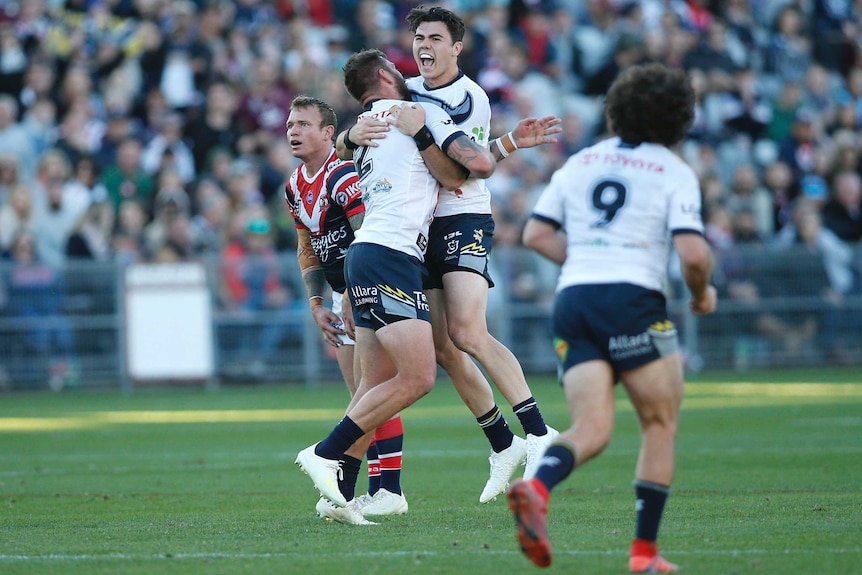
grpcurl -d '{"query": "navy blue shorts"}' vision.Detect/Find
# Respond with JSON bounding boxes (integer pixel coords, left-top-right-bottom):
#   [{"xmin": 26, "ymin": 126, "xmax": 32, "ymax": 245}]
[
  {"xmin": 551, "ymin": 283, "xmax": 679, "ymax": 374},
  {"xmin": 424, "ymin": 214, "xmax": 495, "ymax": 290},
  {"xmin": 345, "ymin": 243, "xmax": 430, "ymax": 330}
]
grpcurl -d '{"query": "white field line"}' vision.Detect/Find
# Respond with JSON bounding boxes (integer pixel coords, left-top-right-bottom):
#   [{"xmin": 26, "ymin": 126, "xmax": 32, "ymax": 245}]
[{"xmin": 1, "ymin": 547, "xmax": 861, "ymax": 561}]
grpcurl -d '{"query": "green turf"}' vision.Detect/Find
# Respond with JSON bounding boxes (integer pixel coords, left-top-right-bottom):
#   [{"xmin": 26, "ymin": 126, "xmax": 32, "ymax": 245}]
[{"xmin": 1, "ymin": 368, "xmax": 860, "ymax": 574}]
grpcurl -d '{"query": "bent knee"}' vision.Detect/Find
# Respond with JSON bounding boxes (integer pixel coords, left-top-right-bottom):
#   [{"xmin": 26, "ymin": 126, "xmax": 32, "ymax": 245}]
[
  {"xmin": 447, "ymin": 325, "xmax": 487, "ymax": 355},
  {"xmin": 412, "ymin": 368, "xmax": 436, "ymax": 399},
  {"xmin": 641, "ymin": 415, "xmax": 679, "ymax": 436}
]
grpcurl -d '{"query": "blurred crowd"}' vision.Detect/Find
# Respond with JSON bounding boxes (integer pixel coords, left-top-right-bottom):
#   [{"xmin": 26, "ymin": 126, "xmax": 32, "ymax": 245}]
[{"xmin": 0, "ymin": 0, "xmax": 861, "ymax": 353}]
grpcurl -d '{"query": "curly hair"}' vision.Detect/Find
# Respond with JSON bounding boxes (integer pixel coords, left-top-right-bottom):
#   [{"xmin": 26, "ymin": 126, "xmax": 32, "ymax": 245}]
[
  {"xmin": 604, "ymin": 63, "xmax": 695, "ymax": 147},
  {"xmin": 406, "ymin": 5, "xmax": 466, "ymax": 42}
]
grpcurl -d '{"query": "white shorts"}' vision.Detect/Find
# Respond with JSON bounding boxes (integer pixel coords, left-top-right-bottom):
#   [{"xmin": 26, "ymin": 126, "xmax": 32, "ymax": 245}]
[{"xmin": 331, "ymin": 291, "xmax": 355, "ymax": 346}]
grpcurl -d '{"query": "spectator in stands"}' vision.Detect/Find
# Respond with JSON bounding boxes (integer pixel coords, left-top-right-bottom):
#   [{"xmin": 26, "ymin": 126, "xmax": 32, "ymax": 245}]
[
  {"xmin": 766, "ymin": 81, "xmax": 804, "ymax": 144},
  {"xmin": 725, "ymin": 163, "xmax": 774, "ymax": 239},
  {"xmin": 62, "ymin": 155, "xmax": 104, "ymax": 216},
  {"xmin": 0, "ymin": 94, "xmax": 37, "ymax": 180},
  {"xmin": 803, "ymin": 64, "xmax": 840, "ymax": 124},
  {"xmin": 583, "ymin": 33, "xmax": 646, "ymax": 97},
  {"xmin": 112, "ymin": 199, "xmax": 149, "ymax": 265},
  {"xmin": 33, "ymin": 174, "xmax": 87, "ymax": 270},
  {"xmin": 0, "ymin": 182, "xmax": 38, "ymax": 255},
  {"xmin": 224, "ymin": 156, "xmax": 265, "ymax": 210},
  {"xmin": 0, "ymin": 154, "xmax": 20, "ymax": 204},
  {"xmin": 731, "ymin": 208, "xmax": 765, "ymax": 245},
  {"xmin": 771, "ymin": 199, "xmax": 858, "ymax": 356},
  {"xmin": 96, "ymin": 111, "xmax": 140, "ymax": 170},
  {"xmin": 762, "ymin": 160, "xmax": 798, "ymax": 233},
  {"xmin": 811, "ymin": 0, "xmax": 858, "ymax": 76},
  {"xmin": 140, "ymin": 111, "xmax": 196, "ymax": 185},
  {"xmin": 837, "ymin": 66, "xmax": 862, "ymax": 124},
  {"xmin": 765, "ymin": 5, "xmax": 812, "ymax": 84},
  {"xmin": 100, "ymin": 136, "xmax": 156, "ymax": 216},
  {"xmin": 185, "ymin": 81, "xmax": 241, "ymax": 175},
  {"xmin": 235, "ymin": 57, "xmax": 293, "ymax": 156},
  {"xmin": 143, "ymin": 171, "xmax": 192, "ymax": 256},
  {"xmin": 64, "ymin": 199, "xmax": 116, "ymax": 314},
  {"xmin": 189, "ymin": 178, "xmax": 230, "ymax": 257},
  {"xmin": 684, "ymin": 19, "xmax": 742, "ymax": 74},
  {"xmin": 219, "ymin": 214, "xmax": 298, "ymax": 376},
  {"xmin": 65, "ymin": 200, "xmax": 114, "ymax": 262},
  {"xmin": 152, "ymin": 211, "xmax": 196, "ymax": 263},
  {"xmin": 822, "ymin": 170, "xmax": 862, "ymax": 243},
  {"xmin": 778, "ymin": 108, "xmax": 820, "ymax": 183},
  {"xmin": 4, "ymin": 230, "xmax": 74, "ymax": 389}
]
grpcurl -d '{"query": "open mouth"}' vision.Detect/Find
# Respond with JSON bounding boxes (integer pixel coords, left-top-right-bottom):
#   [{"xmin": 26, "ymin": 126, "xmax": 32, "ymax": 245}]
[{"xmin": 419, "ymin": 53, "xmax": 435, "ymax": 70}]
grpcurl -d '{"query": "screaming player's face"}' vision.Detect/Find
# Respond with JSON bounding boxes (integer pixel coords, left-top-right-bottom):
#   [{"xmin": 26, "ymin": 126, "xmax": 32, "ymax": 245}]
[
  {"xmin": 286, "ymin": 106, "xmax": 330, "ymax": 163},
  {"xmin": 413, "ymin": 21, "xmax": 461, "ymax": 88}
]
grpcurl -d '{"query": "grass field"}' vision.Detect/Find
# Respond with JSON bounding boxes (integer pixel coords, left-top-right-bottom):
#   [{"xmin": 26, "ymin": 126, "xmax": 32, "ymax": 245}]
[{"xmin": 1, "ymin": 367, "xmax": 860, "ymax": 574}]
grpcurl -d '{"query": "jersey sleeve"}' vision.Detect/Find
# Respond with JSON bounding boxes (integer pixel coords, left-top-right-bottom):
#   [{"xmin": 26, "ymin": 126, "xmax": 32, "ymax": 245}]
[
  {"xmin": 423, "ymin": 103, "xmax": 466, "ymax": 153},
  {"xmin": 326, "ymin": 160, "xmax": 364, "ymax": 219},
  {"xmin": 667, "ymin": 165, "xmax": 705, "ymax": 235},
  {"xmin": 531, "ymin": 167, "xmax": 567, "ymax": 229},
  {"xmin": 283, "ymin": 179, "xmax": 304, "ymax": 229}
]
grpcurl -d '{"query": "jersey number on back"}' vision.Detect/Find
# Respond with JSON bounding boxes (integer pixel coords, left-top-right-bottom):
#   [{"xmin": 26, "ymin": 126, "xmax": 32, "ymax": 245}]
[
  {"xmin": 590, "ymin": 179, "xmax": 627, "ymax": 228},
  {"xmin": 355, "ymin": 146, "xmax": 373, "ymax": 182}
]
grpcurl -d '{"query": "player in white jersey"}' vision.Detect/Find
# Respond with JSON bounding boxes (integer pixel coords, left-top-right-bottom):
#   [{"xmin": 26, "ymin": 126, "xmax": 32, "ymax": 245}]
[
  {"xmin": 285, "ymin": 95, "xmax": 407, "ymax": 523},
  {"xmin": 339, "ymin": 5, "xmax": 563, "ymax": 504},
  {"xmin": 295, "ymin": 49, "xmax": 497, "ymax": 510},
  {"xmin": 506, "ymin": 63, "xmax": 717, "ymax": 573}
]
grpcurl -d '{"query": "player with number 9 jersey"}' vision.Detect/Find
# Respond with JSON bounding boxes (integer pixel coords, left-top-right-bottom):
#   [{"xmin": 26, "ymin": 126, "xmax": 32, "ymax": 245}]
[{"xmin": 531, "ymin": 137, "xmax": 704, "ymax": 294}]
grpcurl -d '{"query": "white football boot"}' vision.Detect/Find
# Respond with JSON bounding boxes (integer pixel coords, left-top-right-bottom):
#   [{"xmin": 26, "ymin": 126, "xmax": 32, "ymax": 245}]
[
  {"xmin": 479, "ymin": 435, "xmax": 527, "ymax": 503},
  {"xmin": 316, "ymin": 497, "xmax": 378, "ymax": 525},
  {"xmin": 361, "ymin": 489, "xmax": 409, "ymax": 516},
  {"xmin": 295, "ymin": 443, "xmax": 346, "ymax": 507}
]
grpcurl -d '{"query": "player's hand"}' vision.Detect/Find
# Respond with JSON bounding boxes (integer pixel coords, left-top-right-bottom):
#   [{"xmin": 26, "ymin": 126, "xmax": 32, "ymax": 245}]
[
  {"xmin": 511, "ymin": 116, "xmax": 562, "ymax": 149},
  {"xmin": 311, "ymin": 305, "xmax": 346, "ymax": 347},
  {"xmin": 689, "ymin": 286, "xmax": 717, "ymax": 315},
  {"xmin": 341, "ymin": 297, "xmax": 356, "ymax": 341},
  {"xmin": 350, "ymin": 117, "xmax": 389, "ymax": 147},
  {"xmin": 388, "ymin": 103, "xmax": 426, "ymax": 137}
]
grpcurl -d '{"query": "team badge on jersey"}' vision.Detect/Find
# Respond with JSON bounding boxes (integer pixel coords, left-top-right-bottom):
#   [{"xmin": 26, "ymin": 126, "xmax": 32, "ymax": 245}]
[
  {"xmin": 371, "ymin": 178, "xmax": 393, "ymax": 195},
  {"xmin": 553, "ymin": 337, "xmax": 569, "ymax": 363}
]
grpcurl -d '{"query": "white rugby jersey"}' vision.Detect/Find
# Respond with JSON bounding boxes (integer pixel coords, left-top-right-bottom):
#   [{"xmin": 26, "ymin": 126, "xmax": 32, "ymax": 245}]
[
  {"xmin": 352, "ymin": 99, "xmax": 464, "ymax": 260},
  {"xmin": 531, "ymin": 137, "xmax": 704, "ymax": 293},
  {"xmin": 407, "ymin": 72, "xmax": 492, "ymax": 217}
]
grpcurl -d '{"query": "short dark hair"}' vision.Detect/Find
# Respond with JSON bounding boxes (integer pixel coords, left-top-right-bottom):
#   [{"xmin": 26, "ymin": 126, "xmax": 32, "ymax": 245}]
[
  {"xmin": 406, "ymin": 5, "xmax": 465, "ymax": 43},
  {"xmin": 290, "ymin": 95, "xmax": 337, "ymax": 129},
  {"xmin": 343, "ymin": 49, "xmax": 389, "ymax": 104},
  {"xmin": 604, "ymin": 63, "xmax": 695, "ymax": 147}
]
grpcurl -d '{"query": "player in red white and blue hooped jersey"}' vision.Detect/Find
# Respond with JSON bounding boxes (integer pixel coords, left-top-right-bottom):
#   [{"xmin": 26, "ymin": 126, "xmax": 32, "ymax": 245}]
[{"xmin": 285, "ymin": 147, "xmax": 362, "ymax": 293}]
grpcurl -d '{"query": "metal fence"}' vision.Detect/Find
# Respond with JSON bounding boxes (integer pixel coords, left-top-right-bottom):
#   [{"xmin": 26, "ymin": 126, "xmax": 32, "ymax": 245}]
[{"xmin": 0, "ymin": 244, "xmax": 859, "ymax": 391}]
